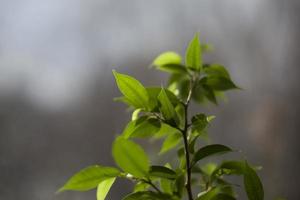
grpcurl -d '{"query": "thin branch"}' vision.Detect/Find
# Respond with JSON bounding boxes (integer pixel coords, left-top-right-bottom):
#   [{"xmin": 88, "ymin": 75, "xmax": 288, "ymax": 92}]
[{"xmin": 143, "ymin": 179, "xmax": 162, "ymax": 193}]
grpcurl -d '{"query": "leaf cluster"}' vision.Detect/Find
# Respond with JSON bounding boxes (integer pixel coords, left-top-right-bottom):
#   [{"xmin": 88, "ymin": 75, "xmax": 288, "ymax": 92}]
[{"xmin": 58, "ymin": 34, "xmax": 264, "ymax": 200}]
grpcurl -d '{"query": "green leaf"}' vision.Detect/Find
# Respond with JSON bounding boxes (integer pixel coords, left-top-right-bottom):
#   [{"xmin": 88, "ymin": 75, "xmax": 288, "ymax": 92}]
[
  {"xmin": 185, "ymin": 33, "xmax": 202, "ymax": 71},
  {"xmin": 133, "ymin": 181, "xmax": 150, "ymax": 192},
  {"xmin": 197, "ymin": 187, "xmax": 220, "ymax": 200},
  {"xmin": 96, "ymin": 177, "xmax": 116, "ymax": 200},
  {"xmin": 123, "ymin": 191, "xmax": 175, "ymax": 200},
  {"xmin": 153, "ymin": 123, "xmax": 179, "ymax": 139},
  {"xmin": 244, "ymin": 162, "xmax": 264, "ymax": 200},
  {"xmin": 202, "ymin": 76, "xmax": 238, "ymax": 91},
  {"xmin": 192, "ymin": 144, "xmax": 232, "ymax": 165},
  {"xmin": 153, "ymin": 51, "xmax": 182, "ymax": 66},
  {"xmin": 156, "ymin": 64, "xmax": 188, "ymax": 74},
  {"xmin": 191, "ymin": 114, "xmax": 209, "ymax": 133},
  {"xmin": 149, "ymin": 165, "xmax": 177, "ymax": 180},
  {"xmin": 122, "ymin": 117, "xmax": 161, "ymax": 139},
  {"xmin": 211, "ymin": 194, "xmax": 236, "ymax": 200},
  {"xmin": 146, "ymin": 87, "xmax": 180, "ymax": 111},
  {"xmin": 203, "ymin": 64, "xmax": 230, "ymax": 78},
  {"xmin": 58, "ymin": 165, "xmax": 120, "ymax": 192},
  {"xmin": 159, "ymin": 132, "xmax": 182, "ymax": 154},
  {"xmin": 113, "ymin": 70, "xmax": 149, "ymax": 109},
  {"xmin": 112, "ymin": 137, "xmax": 150, "ymax": 178},
  {"xmin": 158, "ymin": 88, "xmax": 178, "ymax": 124}
]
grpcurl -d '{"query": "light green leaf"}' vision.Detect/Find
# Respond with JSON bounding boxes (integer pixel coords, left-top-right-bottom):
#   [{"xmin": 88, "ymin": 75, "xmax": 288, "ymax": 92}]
[
  {"xmin": 159, "ymin": 132, "xmax": 182, "ymax": 154},
  {"xmin": 185, "ymin": 33, "xmax": 202, "ymax": 71},
  {"xmin": 158, "ymin": 88, "xmax": 178, "ymax": 124},
  {"xmin": 96, "ymin": 177, "xmax": 116, "ymax": 200},
  {"xmin": 112, "ymin": 137, "xmax": 149, "ymax": 178},
  {"xmin": 153, "ymin": 123, "xmax": 179, "ymax": 139},
  {"xmin": 149, "ymin": 165, "xmax": 177, "ymax": 180},
  {"xmin": 146, "ymin": 87, "xmax": 179, "ymax": 111},
  {"xmin": 153, "ymin": 51, "xmax": 182, "ymax": 66},
  {"xmin": 192, "ymin": 144, "xmax": 232, "ymax": 165},
  {"xmin": 122, "ymin": 117, "xmax": 161, "ymax": 139},
  {"xmin": 113, "ymin": 70, "xmax": 149, "ymax": 109},
  {"xmin": 58, "ymin": 165, "xmax": 120, "ymax": 192},
  {"xmin": 244, "ymin": 162, "xmax": 264, "ymax": 200}
]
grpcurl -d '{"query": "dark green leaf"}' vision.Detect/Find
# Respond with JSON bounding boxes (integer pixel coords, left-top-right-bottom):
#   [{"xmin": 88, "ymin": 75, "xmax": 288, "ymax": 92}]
[
  {"xmin": 244, "ymin": 162, "xmax": 264, "ymax": 200},
  {"xmin": 96, "ymin": 177, "xmax": 116, "ymax": 200},
  {"xmin": 192, "ymin": 144, "xmax": 232, "ymax": 165},
  {"xmin": 113, "ymin": 70, "xmax": 149, "ymax": 109},
  {"xmin": 133, "ymin": 181, "xmax": 150, "ymax": 192},
  {"xmin": 122, "ymin": 191, "xmax": 175, "ymax": 200},
  {"xmin": 112, "ymin": 137, "xmax": 149, "ymax": 178},
  {"xmin": 202, "ymin": 76, "xmax": 238, "ymax": 91},
  {"xmin": 203, "ymin": 64, "xmax": 230, "ymax": 78},
  {"xmin": 191, "ymin": 114, "xmax": 209, "ymax": 133},
  {"xmin": 185, "ymin": 33, "xmax": 202, "ymax": 71},
  {"xmin": 211, "ymin": 193, "xmax": 236, "ymax": 200},
  {"xmin": 149, "ymin": 165, "xmax": 177, "ymax": 180},
  {"xmin": 58, "ymin": 165, "xmax": 120, "ymax": 192}
]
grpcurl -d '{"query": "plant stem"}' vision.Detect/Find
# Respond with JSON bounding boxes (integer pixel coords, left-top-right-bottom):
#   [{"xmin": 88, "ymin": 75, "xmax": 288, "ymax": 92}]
[
  {"xmin": 143, "ymin": 179, "xmax": 162, "ymax": 193},
  {"xmin": 182, "ymin": 79, "xmax": 194, "ymax": 200}
]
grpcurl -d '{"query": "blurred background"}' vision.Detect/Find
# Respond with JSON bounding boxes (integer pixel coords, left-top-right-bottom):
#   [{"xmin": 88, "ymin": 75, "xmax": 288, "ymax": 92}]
[{"xmin": 0, "ymin": 0, "xmax": 299, "ymax": 199}]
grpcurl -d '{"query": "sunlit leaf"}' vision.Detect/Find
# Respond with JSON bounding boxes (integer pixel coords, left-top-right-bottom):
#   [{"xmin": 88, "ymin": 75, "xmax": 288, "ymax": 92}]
[
  {"xmin": 185, "ymin": 33, "xmax": 202, "ymax": 71},
  {"xmin": 112, "ymin": 137, "xmax": 149, "ymax": 178},
  {"xmin": 158, "ymin": 88, "xmax": 179, "ymax": 125},
  {"xmin": 113, "ymin": 70, "xmax": 149, "ymax": 109},
  {"xmin": 153, "ymin": 51, "xmax": 182, "ymax": 66},
  {"xmin": 58, "ymin": 166, "xmax": 120, "ymax": 192},
  {"xmin": 159, "ymin": 132, "xmax": 182, "ymax": 154},
  {"xmin": 96, "ymin": 177, "xmax": 116, "ymax": 200}
]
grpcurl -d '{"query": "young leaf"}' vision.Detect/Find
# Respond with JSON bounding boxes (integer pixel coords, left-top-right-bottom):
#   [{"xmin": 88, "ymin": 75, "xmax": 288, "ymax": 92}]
[
  {"xmin": 159, "ymin": 132, "xmax": 182, "ymax": 154},
  {"xmin": 158, "ymin": 88, "xmax": 178, "ymax": 124},
  {"xmin": 146, "ymin": 87, "xmax": 180, "ymax": 111},
  {"xmin": 113, "ymin": 70, "xmax": 149, "ymax": 109},
  {"xmin": 244, "ymin": 162, "xmax": 264, "ymax": 200},
  {"xmin": 185, "ymin": 33, "xmax": 202, "ymax": 71},
  {"xmin": 192, "ymin": 144, "xmax": 232, "ymax": 165},
  {"xmin": 96, "ymin": 177, "xmax": 116, "ymax": 200},
  {"xmin": 149, "ymin": 165, "xmax": 177, "ymax": 180},
  {"xmin": 112, "ymin": 137, "xmax": 149, "ymax": 178},
  {"xmin": 153, "ymin": 51, "xmax": 182, "ymax": 66},
  {"xmin": 58, "ymin": 165, "xmax": 120, "ymax": 192}
]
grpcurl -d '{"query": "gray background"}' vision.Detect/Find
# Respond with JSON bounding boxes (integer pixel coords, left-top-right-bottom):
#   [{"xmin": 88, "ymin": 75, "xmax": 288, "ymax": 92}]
[{"xmin": 0, "ymin": 0, "xmax": 299, "ymax": 199}]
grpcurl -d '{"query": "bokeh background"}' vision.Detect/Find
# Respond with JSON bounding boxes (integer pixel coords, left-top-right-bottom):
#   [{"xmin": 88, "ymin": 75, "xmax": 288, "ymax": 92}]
[{"xmin": 1, "ymin": 0, "xmax": 299, "ymax": 199}]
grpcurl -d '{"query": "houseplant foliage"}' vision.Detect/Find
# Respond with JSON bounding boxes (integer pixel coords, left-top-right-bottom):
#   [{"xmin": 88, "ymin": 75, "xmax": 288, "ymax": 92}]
[{"xmin": 58, "ymin": 33, "xmax": 264, "ymax": 200}]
